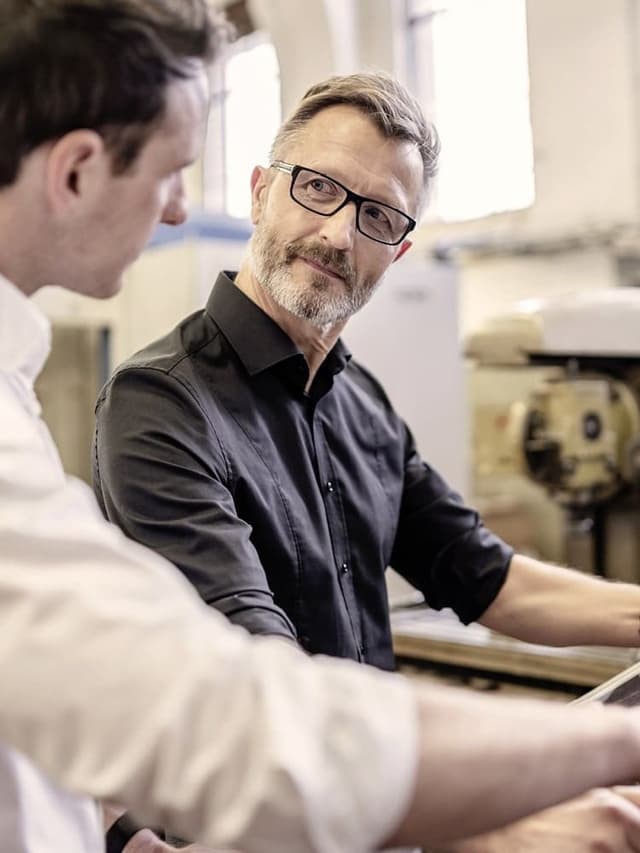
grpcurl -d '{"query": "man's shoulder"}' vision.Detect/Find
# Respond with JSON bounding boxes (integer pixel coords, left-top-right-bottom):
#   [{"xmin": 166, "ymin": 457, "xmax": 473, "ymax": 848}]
[
  {"xmin": 0, "ymin": 374, "xmax": 42, "ymax": 451},
  {"xmin": 95, "ymin": 306, "xmax": 226, "ymax": 421},
  {"xmin": 343, "ymin": 358, "xmax": 395, "ymax": 412},
  {"xmin": 116, "ymin": 306, "xmax": 216, "ymax": 377},
  {"xmin": 112, "ymin": 296, "xmax": 231, "ymax": 380}
]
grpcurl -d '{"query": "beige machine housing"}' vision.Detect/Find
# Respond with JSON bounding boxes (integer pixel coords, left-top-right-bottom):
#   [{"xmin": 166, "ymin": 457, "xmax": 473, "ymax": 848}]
[{"xmin": 467, "ymin": 289, "xmax": 640, "ymax": 580}]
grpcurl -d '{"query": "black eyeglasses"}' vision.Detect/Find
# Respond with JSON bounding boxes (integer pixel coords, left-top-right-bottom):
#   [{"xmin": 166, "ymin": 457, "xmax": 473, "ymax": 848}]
[{"xmin": 270, "ymin": 161, "xmax": 416, "ymax": 246}]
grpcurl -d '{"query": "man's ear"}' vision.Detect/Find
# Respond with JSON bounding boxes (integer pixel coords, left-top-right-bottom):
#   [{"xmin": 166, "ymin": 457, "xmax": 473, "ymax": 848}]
[
  {"xmin": 392, "ymin": 238, "xmax": 413, "ymax": 264},
  {"xmin": 45, "ymin": 130, "xmax": 106, "ymax": 215},
  {"xmin": 250, "ymin": 165, "xmax": 269, "ymax": 225}
]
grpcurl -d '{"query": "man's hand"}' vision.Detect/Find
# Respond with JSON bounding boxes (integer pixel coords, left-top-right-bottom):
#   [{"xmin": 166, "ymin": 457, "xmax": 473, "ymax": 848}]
[
  {"xmin": 122, "ymin": 829, "xmax": 176, "ymax": 853},
  {"xmin": 180, "ymin": 847, "xmax": 239, "ymax": 852},
  {"xmin": 124, "ymin": 835, "xmax": 236, "ymax": 853},
  {"xmin": 432, "ymin": 787, "xmax": 640, "ymax": 852},
  {"xmin": 103, "ymin": 804, "xmax": 225, "ymax": 852}
]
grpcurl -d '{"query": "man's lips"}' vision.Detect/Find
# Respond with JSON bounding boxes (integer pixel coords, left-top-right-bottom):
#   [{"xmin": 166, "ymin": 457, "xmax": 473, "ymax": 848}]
[{"xmin": 299, "ymin": 256, "xmax": 344, "ymax": 281}]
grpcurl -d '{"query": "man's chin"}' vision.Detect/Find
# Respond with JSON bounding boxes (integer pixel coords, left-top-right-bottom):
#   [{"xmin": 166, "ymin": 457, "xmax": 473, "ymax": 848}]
[
  {"xmin": 106, "ymin": 278, "xmax": 124, "ymax": 299},
  {"xmin": 73, "ymin": 276, "xmax": 124, "ymax": 300},
  {"xmin": 288, "ymin": 294, "xmax": 352, "ymax": 328}
]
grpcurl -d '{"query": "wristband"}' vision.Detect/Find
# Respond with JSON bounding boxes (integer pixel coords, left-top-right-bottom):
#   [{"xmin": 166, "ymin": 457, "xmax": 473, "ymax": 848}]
[{"xmin": 105, "ymin": 812, "xmax": 166, "ymax": 853}]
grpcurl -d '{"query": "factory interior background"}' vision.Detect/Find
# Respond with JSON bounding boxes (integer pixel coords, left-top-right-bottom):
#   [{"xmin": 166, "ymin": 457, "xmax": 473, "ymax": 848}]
[{"xmin": 37, "ymin": 0, "xmax": 640, "ymax": 699}]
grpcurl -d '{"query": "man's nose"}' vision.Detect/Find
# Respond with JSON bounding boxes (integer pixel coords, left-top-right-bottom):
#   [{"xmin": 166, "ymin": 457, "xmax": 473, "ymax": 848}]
[
  {"xmin": 161, "ymin": 174, "xmax": 188, "ymax": 226},
  {"xmin": 317, "ymin": 201, "xmax": 357, "ymax": 250}
]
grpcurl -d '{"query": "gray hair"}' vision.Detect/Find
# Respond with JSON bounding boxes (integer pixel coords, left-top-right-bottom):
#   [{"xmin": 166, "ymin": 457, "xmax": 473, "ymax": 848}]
[{"xmin": 270, "ymin": 71, "xmax": 440, "ymax": 194}]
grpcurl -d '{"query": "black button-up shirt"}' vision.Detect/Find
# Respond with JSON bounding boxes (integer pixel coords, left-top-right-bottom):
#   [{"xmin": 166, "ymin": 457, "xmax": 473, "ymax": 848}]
[{"xmin": 94, "ymin": 272, "xmax": 512, "ymax": 671}]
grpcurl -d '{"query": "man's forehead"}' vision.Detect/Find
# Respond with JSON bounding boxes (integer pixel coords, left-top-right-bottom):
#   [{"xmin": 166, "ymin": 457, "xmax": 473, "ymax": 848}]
[
  {"xmin": 283, "ymin": 105, "xmax": 424, "ymax": 208},
  {"xmin": 153, "ymin": 70, "xmax": 209, "ymax": 154},
  {"xmin": 293, "ymin": 104, "xmax": 379, "ymax": 146},
  {"xmin": 287, "ymin": 105, "xmax": 419, "ymax": 168},
  {"xmin": 164, "ymin": 68, "xmax": 209, "ymax": 126}
]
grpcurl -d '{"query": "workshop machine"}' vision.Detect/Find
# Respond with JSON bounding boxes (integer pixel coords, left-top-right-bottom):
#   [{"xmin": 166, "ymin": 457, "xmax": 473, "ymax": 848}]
[{"xmin": 466, "ymin": 288, "xmax": 640, "ymax": 581}]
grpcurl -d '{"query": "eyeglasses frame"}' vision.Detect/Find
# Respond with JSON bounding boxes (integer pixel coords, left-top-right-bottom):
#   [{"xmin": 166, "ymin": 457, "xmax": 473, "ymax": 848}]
[{"xmin": 270, "ymin": 160, "xmax": 416, "ymax": 246}]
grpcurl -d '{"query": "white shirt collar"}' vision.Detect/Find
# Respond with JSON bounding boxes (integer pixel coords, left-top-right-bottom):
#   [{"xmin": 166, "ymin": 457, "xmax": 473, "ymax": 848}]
[{"xmin": 0, "ymin": 274, "xmax": 51, "ymax": 385}]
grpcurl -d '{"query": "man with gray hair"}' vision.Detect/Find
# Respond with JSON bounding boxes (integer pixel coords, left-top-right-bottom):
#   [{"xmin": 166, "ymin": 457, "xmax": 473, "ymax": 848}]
[
  {"xmin": 0, "ymin": 0, "xmax": 640, "ymax": 853},
  {"xmin": 94, "ymin": 69, "xmax": 640, "ymax": 851},
  {"xmin": 9, "ymin": 7, "xmax": 640, "ymax": 853}
]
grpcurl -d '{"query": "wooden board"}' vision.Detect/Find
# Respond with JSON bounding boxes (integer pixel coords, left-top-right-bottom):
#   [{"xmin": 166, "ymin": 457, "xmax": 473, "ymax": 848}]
[{"xmin": 392, "ymin": 607, "xmax": 639, "ymax": 688}]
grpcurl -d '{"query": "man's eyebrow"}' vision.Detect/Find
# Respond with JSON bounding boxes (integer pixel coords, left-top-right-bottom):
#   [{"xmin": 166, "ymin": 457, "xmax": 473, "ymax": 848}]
[{"xmin": 326, "ymin": 169, "xmax": 407, "ymax": 208}]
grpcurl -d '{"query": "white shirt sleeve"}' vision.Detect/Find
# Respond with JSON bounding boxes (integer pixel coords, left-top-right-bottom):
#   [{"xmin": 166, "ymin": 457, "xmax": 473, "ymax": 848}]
[{"xmin": 0, "ymin": 377, "xmax": 418, "ymax": 853}]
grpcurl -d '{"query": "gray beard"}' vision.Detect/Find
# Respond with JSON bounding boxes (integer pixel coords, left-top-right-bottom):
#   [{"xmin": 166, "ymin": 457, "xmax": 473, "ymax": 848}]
[{"xmin": 250, "ymin": 226, "xmax": 382, "ymax": 328}]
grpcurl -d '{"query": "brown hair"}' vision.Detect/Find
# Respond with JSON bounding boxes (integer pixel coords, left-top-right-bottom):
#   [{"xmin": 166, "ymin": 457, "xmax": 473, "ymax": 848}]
[
  {"xmin": 0, "ymin": 0, "xmax": 228, "ymax": 187},
  {"xmin": 271, "ymin": 71, "xmax": 440, "ymax": 194}
]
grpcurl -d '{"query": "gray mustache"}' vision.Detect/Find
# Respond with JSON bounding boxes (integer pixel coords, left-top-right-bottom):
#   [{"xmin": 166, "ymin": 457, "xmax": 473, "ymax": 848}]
[{"xmin": 285, "ymin": 242, "xmax": 355, "ymax": 285}]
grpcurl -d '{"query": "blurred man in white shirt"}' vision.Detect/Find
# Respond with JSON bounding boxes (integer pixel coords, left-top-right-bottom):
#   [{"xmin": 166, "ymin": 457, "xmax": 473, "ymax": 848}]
[{"xmin": 4, "ymin": 3, "xmax": 640, "ymax": 853}]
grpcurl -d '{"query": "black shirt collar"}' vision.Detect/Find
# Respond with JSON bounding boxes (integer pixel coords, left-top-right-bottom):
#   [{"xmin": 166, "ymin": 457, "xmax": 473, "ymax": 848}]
[{"xmin": 206, "ymin": 272, "xmax": 351, "ymax": 383}]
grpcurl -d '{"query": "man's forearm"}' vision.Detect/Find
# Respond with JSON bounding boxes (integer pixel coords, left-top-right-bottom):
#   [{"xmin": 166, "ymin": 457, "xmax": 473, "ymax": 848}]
[
  {"xmin": 479, "ymin": 553, "xmax": 640, "ymax": 646},
  {"xmin": 386, "ymin": 682, "xmax": 640, "ymax": 848},
  {"xmin": 8, "ymin": 486, "xmax": 640, "ymax": 852},
  {"xmin": 421, "ymin": 786, "xmax": 640, "ymax": 853},
  {"xmin": 99, "ymin": 672, "xmax": 640, "ymax": 852}
]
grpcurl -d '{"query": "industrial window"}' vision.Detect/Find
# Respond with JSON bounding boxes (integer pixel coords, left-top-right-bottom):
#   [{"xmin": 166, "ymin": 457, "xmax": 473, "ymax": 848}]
[
  {"xmin": 406, "ymin": 0, "xmax": 535, "ymax": 222},
  {"xmin": 204, "ymin": 31, "xmax": 282, "ymax": 219}
]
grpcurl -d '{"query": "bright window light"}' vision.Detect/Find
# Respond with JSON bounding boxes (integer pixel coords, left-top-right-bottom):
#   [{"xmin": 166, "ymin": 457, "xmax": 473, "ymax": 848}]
[
  {"xmin": 408, "ymin": 0, "xmax": 535, "ymax": 222},
  {"xmin": 205, "ymin": 33, "xmax": 281, "ymax": 219}
]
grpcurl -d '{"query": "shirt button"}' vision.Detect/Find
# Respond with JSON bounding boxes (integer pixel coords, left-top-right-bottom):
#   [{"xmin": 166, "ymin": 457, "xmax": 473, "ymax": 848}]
[
  {"xmin": 341, "ymin": 562, "xmax": 349, "ymax": 574},
  {"xmin": 326, "ymin": 480, "xmax": 334, "ymax": 493}
]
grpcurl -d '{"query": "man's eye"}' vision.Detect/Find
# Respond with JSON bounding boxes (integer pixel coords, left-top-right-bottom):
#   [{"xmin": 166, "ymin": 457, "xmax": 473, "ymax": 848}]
[
  {"xmin": 364, "ymin": 205, "xmax": 391, "ymax": 226},
  {"xmin": 309, "ymin": 178, "xmax": 333, "ymax": 193}
]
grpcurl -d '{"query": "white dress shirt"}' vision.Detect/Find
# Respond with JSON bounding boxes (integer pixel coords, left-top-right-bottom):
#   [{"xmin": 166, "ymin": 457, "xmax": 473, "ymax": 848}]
[
  {"xmin": 0, "ymin": 281, "xmax": 104, "ymax": 852},
  {"xmin": 0, "ymin": 275, "xmax": 418, "ymax": 853}
]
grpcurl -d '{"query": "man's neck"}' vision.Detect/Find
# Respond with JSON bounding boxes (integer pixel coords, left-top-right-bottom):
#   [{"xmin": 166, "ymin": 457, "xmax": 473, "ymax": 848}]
[
  {"xmin": 234, "ymin": 261, "xmax": 347, "ymax": 389},
  {"xmin": 0, "ymin": 189, "xmax": 41, "ymax": 297},
  {"xmin": 0, "ymin": 252, "xmax": 37, "ymax": 297}
]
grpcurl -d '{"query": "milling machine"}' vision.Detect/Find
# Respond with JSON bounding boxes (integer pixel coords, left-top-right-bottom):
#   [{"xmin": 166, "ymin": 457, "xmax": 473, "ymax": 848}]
[{"xmin": 466, "ymin": 288, "xmax": 640, "ymax": 581}]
